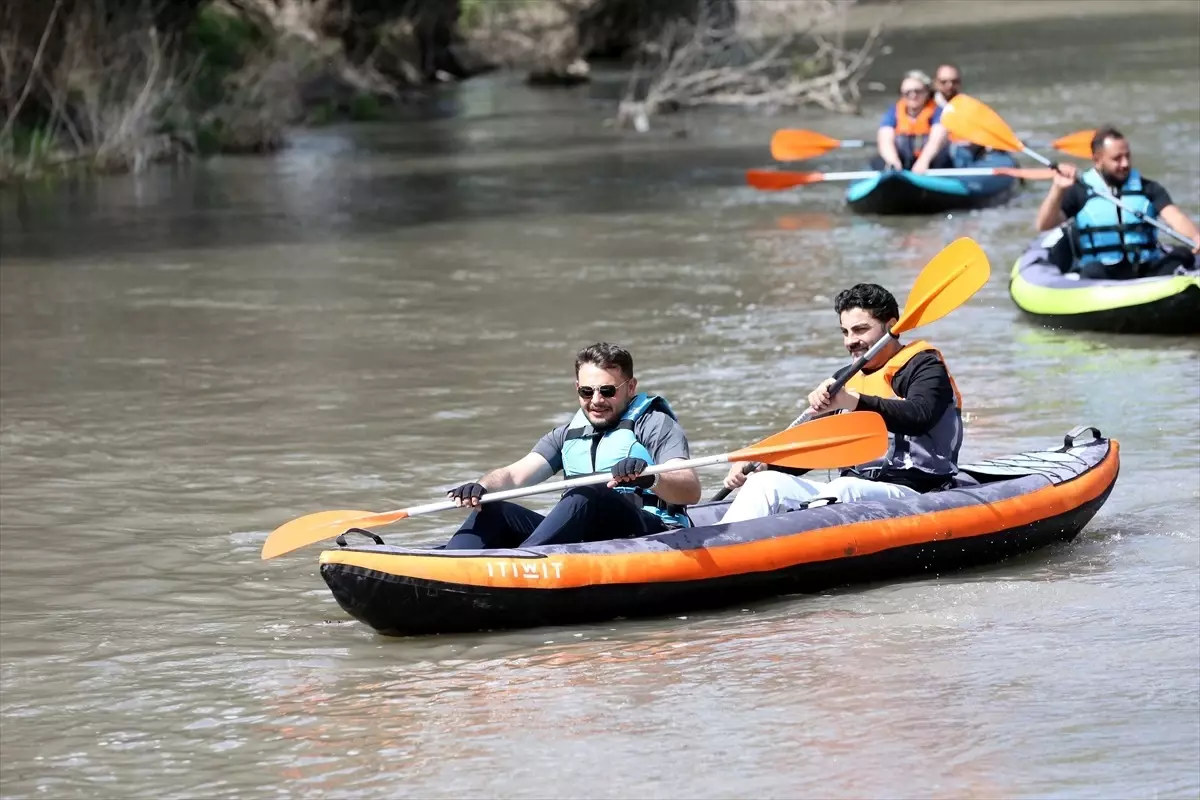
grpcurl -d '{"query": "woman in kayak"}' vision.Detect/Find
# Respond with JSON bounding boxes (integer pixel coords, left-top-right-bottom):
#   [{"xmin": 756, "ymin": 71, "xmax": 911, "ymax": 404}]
[{"xmin": 875, "ymin": 70, "xmax": 954, "ymax": 174}]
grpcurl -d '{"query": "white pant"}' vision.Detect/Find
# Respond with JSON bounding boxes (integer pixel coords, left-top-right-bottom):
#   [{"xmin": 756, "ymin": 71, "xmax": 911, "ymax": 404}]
[{"xmin": 719, "ymin": 471, "xmax": 920, "ymax": 524}]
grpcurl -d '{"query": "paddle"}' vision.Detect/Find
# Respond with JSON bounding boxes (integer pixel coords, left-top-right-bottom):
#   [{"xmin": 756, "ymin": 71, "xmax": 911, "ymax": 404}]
[
  {"xmin": 709, "ymin": 237, "xmax": 991, "ymax": 502},
  {"xmin": 940, "ymin": 95, "xmax": 1199, "ymax": 249},
  {"xmin": 770, "ymin": 127, "xmax": 1095, "ymax": 163},
  {"xmin": 1050, "ymin": 129, "xmax": 1095, "ymax": 160},
  {"xmin": 260, "ymin": 411, "xmax": 890, "ymax": 559},
  {"xmin": 770, "ymin": 130, "xmax": 867, "ymax": 162},
  {"xmin": 746, "ymin": 166, "xmax": 1055, "ymax": 191}
]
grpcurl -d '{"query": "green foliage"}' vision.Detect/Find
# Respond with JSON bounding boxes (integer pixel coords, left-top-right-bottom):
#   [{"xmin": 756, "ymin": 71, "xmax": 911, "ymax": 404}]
[
  {"xmin": 792, "ymin": 54, "xmax": 826, "ymax": 79},
  {"xmin": 193, "ymin": 118, "xmax": 225, "ymax": 155},
  {"xmin": 348, "ymin": 93, "xmax": 385, "ymax": 121},
  {"xmin": 305, "ymin": 93, "xmax": 386, "ymax": 126},
  {"xmin": 182, "ymin": 3, "xmax": 266, "ymax": 107},
  {"xmin": 1, "ymin": 123, "xmax": 81, "ymax": 183},
  {"xmin": 459, "ymin": 0, "xmax": 489, "ymax": 29},
  {"xmin": 459, "ymin": 0, "xmax": 537, "ymax": 30},
  {"xmin": 306, "ymin": 102, "xmax": 338, "ymax": 126},
  {"xmin": 9, "ymin": 125, "xmax": 56, "ymax": 163}
]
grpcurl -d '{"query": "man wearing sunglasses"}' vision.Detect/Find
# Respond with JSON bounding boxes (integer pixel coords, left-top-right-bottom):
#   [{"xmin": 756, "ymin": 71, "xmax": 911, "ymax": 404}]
[
  {"xmin": 933, "ymin": 63, "xmax": 962, "ymax": 108},
  {"xmin": 933, "ymin": 63, "xmax": 986, "ymax": 167},
  {"xmin": 719, "ymin": 283, "xmax": 964, "ymax": 523},
  {"xmin": 441, "ymin": 342, "xmax": 701, "ymax": 550},
  {"xmin": 874, "ymin": 69, "xmax": 953, "ymax": 174}
]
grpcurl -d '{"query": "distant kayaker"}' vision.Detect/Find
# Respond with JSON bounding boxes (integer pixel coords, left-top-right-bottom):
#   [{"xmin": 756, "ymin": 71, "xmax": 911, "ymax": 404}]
[
  {"xmin": 719, "ymin": 283, "xmax": 963, "ymax": 523},
  {"xmin": 933, "ymin": 63, "xmax": 961, "ymax": 107},
  {"xmin": 442, "ymin": 342, "xmax": 701, "ymax": 549},
  {"xmin": 933, "ymin": 63, "xmax": 985, "ymax": 167},
  {"xmin": 1035, "ymin": 126, "xmax": 1200, "ymax": 279},
  {"xmin": 874, "ymin": 70, "xmax": 953, "ymax": 174}
]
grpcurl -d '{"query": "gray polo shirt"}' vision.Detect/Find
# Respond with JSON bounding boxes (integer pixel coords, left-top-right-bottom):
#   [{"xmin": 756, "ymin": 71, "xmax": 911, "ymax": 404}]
[{"xmin": 532, "ymin": 410, "xmax": 692, "ymax": 474}]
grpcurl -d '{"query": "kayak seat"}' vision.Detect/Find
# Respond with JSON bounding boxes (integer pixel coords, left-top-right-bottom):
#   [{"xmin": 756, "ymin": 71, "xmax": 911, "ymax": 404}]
[
  {"xmin": 948, "ymin": 472, "xmax": 982, "ymax": 489},
  {"xmin": 684, "ymin": 500, "xmax": 734, "ymax": 528}
]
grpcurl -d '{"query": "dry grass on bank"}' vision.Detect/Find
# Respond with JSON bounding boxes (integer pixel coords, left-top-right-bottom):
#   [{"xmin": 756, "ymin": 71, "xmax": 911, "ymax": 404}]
[{"xmin": 0, "ymin": 1, "xmax": 312, "ymax": 181}]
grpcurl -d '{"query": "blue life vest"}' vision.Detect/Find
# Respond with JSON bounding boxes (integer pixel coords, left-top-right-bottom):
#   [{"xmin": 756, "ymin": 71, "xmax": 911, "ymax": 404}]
[
  {"xmin": 1075, "ymin": 168, "xmax": 1159, "ymax": 267},
  {"xmin": 560, "ymin": 393, "xmax": 691, "ymax": 529}
]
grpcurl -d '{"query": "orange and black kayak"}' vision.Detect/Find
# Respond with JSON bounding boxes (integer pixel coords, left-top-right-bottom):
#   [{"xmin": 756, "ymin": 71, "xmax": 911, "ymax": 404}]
[{"xmin": 320, "ymin": 426, "xmax": 1119, "ymax": 636}]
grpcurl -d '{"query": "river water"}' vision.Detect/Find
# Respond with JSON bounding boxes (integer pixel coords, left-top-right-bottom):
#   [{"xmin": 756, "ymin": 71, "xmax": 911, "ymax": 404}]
[{"xmin": 2, "ymin": 6, "xmax": 1198, "ymax": 799}]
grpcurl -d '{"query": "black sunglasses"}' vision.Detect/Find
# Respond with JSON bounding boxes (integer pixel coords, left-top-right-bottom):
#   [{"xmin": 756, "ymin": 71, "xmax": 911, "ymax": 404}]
[{"xmin": 577, "ymin": 379, "xmax": 629, "ymax": 399}]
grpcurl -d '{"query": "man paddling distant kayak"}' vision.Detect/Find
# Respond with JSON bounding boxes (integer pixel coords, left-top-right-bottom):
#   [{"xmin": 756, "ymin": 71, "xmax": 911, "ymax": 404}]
[
  {"xmin": 1035, "ymin": 126, "xmax": 1200, "ymax": 279},
  {"xmin": 720, "ymin": 283, "xmax": 964, "ymax": 523},
  {"xmin": 442, "ymin": 342, "xmax": 701, "ymax": 549},
  {"xmin": 933, "ymin": 63, "xmax": 962, "ymax": 108},
  {"xmin": 933, "ymin": 63, "xmax": 987, "ymax": 168}
]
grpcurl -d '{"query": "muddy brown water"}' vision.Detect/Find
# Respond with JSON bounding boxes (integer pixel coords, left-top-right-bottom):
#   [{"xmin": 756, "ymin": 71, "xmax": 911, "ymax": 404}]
[{"xmin": 2, "ymin": 7, "xmax": 1198, "ymax": 799}]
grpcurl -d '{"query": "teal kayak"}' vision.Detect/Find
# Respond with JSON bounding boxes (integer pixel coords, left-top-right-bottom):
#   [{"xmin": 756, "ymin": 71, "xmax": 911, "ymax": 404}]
[{"xmin": 847, "ymin": 151, "xmax": 1021, "ymax": 215}]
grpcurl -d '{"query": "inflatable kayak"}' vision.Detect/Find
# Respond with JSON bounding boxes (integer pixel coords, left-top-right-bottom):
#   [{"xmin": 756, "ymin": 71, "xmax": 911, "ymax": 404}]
[
  {"xmin": 319, "ymin": 426, "xmax": 1119, "ymax": 636},
  {"xmin": 846, "ymin": 150, "xmax": 1021, "ymax": 215},
  {"xmin": 1011, "ymin": 232, "xmax": 1200, "ymax": 334}
]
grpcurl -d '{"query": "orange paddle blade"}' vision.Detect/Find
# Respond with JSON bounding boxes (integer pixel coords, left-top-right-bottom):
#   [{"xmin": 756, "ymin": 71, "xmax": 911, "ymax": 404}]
[
  {"xmin": 893, "ymin": 237, "xmax": 991, "ymax": 335},
  {"xmin": 939, "ymin": 94, "xmax": 1024, "ymax": 154},
  {"xmin": 770, "ymin": 129, "xmax": 843, "ymax": 161},
  {"xmin": 261, "ymin": 508, "xmax": 409, "ymax": 560},
  {"xmin": 1052, "ymin": 129, "xmax": 1095, "ymax": 159},
  {"xmin": 731, "ymin": 411, "xmax": 889, "ymax": 470},
  {"xmin": 746, "ymin": 169, "xmax": 823, "ymax": 190}
]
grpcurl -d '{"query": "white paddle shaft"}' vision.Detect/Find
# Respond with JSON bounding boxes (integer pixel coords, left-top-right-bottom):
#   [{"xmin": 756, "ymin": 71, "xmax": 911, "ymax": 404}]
[
  {"xmin": 817, "ymin": 167, "xmax": 1019, "ymax": 181},
  {"xmin": 401, "ymin": 453, "xmax": 734, "ymax": 518}
]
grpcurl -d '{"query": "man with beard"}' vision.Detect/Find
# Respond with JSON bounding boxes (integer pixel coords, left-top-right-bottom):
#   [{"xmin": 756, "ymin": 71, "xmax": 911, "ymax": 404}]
[
  {"xmin": 442, "ymin": 342, "xmax": 701, "ymax": 549},
  {"xmin": 933, "ymin": 63, "xmax": 962, "ymax": 108},
  {"xmin": 934, "ymin": 63, "xmax": 986, "ymax": 167},
  {"xmin": 719, "ymin": 284, "xmax": 963, "ymax": 523},
  {"xmin": 1035, "ymin": 126, "xmax": 1200, "ymax": 279}
]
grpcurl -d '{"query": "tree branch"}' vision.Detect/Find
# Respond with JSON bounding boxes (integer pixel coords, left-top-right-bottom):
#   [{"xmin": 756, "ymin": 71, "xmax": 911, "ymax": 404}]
[
  {"xmin": 618, "ymin": 0, "xmax": 885, "ymax": 130},
  {"xmin": 1, "ymin": 0, "xmax": 64, "ymax": 140}
]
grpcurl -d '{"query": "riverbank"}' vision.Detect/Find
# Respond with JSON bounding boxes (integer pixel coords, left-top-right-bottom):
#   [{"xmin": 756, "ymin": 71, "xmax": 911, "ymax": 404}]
[
  {"xmin": 0, "ymin": 0, "xmax": 882, "ymax": 184},
  {"xmin": 3, "ymin": 0, "xmax": 1196, "ymax": 185},
  {"xmin": 0, "ymin": 0, "xmax": 457, "ymax": 184},
  {"xmin": 838, "ymin": 0, "xmax": 1198, "ymax": 33}
]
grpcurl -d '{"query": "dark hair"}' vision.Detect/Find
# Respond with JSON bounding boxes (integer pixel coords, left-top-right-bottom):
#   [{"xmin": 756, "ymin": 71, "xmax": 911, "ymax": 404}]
[
  {"xmin": 1091, "ymin": 126, "xmax": 1125, "ymax": 155},
  {"xmin": 575, "ymin": 342, "xmax": 634, "ymax": 378},
  {"xmin": 833, "ymin": 283, "xmax": 899, "ymax": 324}
]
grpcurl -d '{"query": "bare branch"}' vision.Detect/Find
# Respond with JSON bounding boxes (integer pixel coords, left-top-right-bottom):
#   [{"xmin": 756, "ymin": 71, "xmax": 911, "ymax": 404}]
[
  {"xmin": 617, "ymin": 0, "xmax": 885, "ymax": 131},
  {"xmin": 1, "ymin": 0, "xmax": 63, "ymax": 139}
]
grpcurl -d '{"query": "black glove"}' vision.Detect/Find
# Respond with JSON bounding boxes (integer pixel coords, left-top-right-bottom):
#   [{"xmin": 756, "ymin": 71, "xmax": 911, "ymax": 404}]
[
  {"xmin": 610, "ymin": 457, "xmax": 655, "ymax": 490},
  {"xmin": 447, "ymin": 482, "xmax": 488, "ymax": 506}
]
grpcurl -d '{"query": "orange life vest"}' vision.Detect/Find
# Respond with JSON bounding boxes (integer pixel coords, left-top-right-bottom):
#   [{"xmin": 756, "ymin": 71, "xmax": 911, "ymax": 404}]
[
  {"xmin": 845, "ymin": 340, "xmax": 962, "ymax": 406},
  {"xmin": 843, "ymin": 340, "xmax": 964, "ymax": 482},
  {"xmin": 893, "ymin": 99, "xmax": 938, "ymax": 158}
]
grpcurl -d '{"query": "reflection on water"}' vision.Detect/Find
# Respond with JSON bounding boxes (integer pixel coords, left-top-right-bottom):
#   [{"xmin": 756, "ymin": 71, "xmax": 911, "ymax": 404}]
[{"xmin": 2, "ymin": 6, "xmax": 1199, "ymax": 799}]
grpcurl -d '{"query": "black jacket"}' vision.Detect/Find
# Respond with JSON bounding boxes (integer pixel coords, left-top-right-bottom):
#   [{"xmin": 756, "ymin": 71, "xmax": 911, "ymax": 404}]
[{"xmin": 774, "ymin": 351, "xmax": 957, "ymax": 492}]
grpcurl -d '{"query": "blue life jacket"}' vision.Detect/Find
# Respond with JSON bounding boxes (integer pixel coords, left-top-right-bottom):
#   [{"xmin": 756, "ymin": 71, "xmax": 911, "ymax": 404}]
[
  {"xmin": 560, "ymin": 393, "xmax": 691, "ymax": 529},
  {"xmin": 1075, "ymin": 168, "xmax": 1159, "ymax": 267}
]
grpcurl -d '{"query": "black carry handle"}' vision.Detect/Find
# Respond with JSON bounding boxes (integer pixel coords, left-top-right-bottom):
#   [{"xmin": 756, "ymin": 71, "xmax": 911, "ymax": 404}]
[
  {"xmin": 334, "ymin": 528, "xmax": 386, "ymax": 548},
  {"xmin": 707, "ymin": 346, "xmax": 878, "ymax": 502}
]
